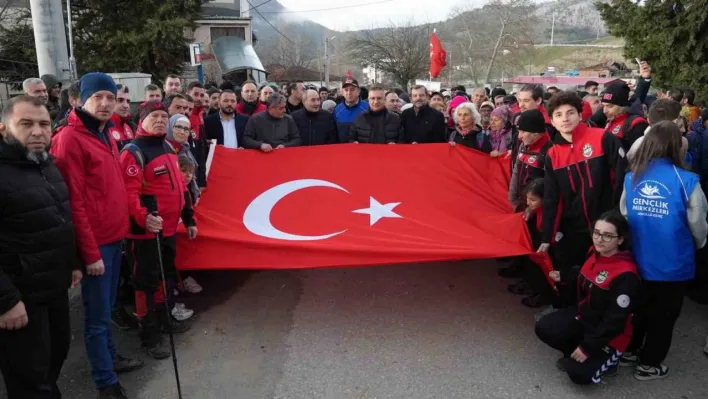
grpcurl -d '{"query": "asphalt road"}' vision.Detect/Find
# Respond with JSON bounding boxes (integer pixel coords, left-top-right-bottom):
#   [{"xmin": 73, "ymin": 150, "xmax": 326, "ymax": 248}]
[{"xmin": 2, "ymin": 260, "xmax": 707, "ymax": 399}]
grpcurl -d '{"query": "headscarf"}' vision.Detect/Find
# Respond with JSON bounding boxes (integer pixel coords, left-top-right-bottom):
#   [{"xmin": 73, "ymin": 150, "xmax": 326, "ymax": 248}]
[
  {"xmin": 489, "ymin": 106, "xmax": 511, "ymax": 152},
  {"xmin": 166, "ymin": 114, "xmax": 197, "ymax": 166}
]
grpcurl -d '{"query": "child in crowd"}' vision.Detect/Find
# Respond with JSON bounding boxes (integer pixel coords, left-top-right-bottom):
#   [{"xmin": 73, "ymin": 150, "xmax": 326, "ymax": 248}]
[
  {"xmin": 179, "ymin": 155, "xmax": 200, "ymax": 207},
  {"xmin": 536, "ymin": 210, "xmax": 639, "ymax": 385},
  {"xmin": 620, "ymin": 120, "xmax": 708, "ymax": 380}
]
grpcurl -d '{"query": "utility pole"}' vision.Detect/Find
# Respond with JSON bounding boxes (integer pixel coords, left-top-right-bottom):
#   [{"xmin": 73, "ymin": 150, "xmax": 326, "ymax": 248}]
[
  {"xmin": 30, "ymin": 0, "xmax": 71, "ymax": 81},
  {"xmin": 66, "ymin": 0, "xmax": 77, "ymax": 80},
  {"xmin": 596, "ymin": 15, "xmax": 601, "ymax": 40},
  {"xmin": 448, "ymin": 49, "xmax": 453, "ymax": 88},
  {"xmin": 550, "ymin": 11, "xmax": 555, "ymax": 46},
  {"xmin": 324, "ymin": 36, "xmax": 336, "ymax": 89}
]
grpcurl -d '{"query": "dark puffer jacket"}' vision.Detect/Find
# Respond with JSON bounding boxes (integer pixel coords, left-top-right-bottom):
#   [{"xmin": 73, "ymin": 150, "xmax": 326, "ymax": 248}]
[
  {"xmin": 349, "ymin": 109, "xmax": 403, "ymax": 144},
  {"xmin": 291, "ymin": 108, "xmax": 339, "ymax": 145},
  {"xmin": 0, "ymin": 139, "xmax": 79, "ymax": 315}
]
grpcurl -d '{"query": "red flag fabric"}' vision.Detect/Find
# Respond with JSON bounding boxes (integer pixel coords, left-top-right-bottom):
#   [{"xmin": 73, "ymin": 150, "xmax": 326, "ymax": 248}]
[
  {"xmin": 176, "ymin": 144, "xmax": 552, "ymax": 275},
  {"xmin": 430, "ymin": 32, "xmax": 447, "ymax": 78}
]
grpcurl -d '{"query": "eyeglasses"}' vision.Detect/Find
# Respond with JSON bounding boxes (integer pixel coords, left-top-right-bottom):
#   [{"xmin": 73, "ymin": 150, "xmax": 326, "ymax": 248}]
[
  {"xmin": 592, "ymin": 230, "xmax": 619, "ymax": 242},
  {"xmin": 173, "ymin": 125, "xmax": 190, "ymax": 131}
]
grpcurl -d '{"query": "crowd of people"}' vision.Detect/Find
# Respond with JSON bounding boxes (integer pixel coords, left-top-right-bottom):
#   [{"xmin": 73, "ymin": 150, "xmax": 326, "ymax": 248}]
[{"xmin": 1, "ymin": 60, "xmax": 707, "ymax": 398}]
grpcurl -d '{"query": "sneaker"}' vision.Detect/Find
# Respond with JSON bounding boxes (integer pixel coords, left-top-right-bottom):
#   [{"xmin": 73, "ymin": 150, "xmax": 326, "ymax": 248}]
[
  {"xmin": 507, "ymin": 281, "xmax": 533, "ymax": 295},
  {"xmin": 171, "ymin": 304, "xmax": 194, "ymax": 321},
  {"xmin": 111, "ymin": 308, "xmax": 138, "ymax": 330},
  {"xmin": 605, "ymin": 363, "xmax": 619, "ymax": 377},
  {"xmin": 521, "ymin": 294, "xmax": 550, "ymax": 308},
  {"xmin": 634, "ymin": 364, "xmax": 669, "ymax": 381},
  {"xmin": 183, "ymin": 276, "xmax": 203, "ymax": 294},
  {"xmin": 619, "ymin": 352, "xmax": 638, "ymax": 367},
  {"xmin": 144, "ymin": 339, "xmax": 172, "ymax": 360},
  {"xmin": 113, "ymin": 354, "xmax": 144, "ymax": 373},
  {"xmin": 173, "ymin": 288, "xmax": 180, "ymax": 297},
  {"xmin": 98, "ymin": 383, "xmax": 128, "ymax": 399}
]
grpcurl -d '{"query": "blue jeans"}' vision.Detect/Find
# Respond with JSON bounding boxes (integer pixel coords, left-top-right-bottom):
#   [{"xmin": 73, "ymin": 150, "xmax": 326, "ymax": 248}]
[{"xmin": 81, "ymin": 241, "xmax": 122, "ymax": 389}]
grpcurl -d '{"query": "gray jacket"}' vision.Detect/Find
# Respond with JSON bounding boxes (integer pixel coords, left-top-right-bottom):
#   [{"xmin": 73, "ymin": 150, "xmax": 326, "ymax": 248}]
[{"xmin": 243, "ymin": 112, "xmax": 302, "ymax": 149}]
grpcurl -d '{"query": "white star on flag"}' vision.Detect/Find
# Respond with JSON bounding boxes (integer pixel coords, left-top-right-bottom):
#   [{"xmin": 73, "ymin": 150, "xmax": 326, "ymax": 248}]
[{"xmin": 352, "ymin": 197, "xmax": 402, "ymax": 226}]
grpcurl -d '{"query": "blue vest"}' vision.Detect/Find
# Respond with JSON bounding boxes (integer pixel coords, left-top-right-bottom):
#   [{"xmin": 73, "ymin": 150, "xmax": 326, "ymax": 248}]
[
  {"xmin": 624, "ymin": 158, "xmax": 699, "ymax": 281},
  {"xmin": 334, "ymin": 101, "xmax": 369, "ymax": 143}
]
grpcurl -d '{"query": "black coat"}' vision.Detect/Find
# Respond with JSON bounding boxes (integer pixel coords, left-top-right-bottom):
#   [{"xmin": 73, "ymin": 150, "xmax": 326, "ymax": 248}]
[
  {"xmin": 400, "ymin": 105, "xmax": 447, "ymax": 143},
  {"xmin": 291, "ymin": 109, "xmax": 339, "ymax": 145},
  {"xmin": 448, "ymin": 126, "xmax": 492, "ymax": 153},
  {"xmin": 0, "ymin": 140, "xmax": 79, "ymax": 314},
  {"xmin": 204, "ymin": 112, "xmax": 249, "ymax": 147},
  {"xmin": 349, "ymin": 110, "xmax": 403, "ymax": 144}
]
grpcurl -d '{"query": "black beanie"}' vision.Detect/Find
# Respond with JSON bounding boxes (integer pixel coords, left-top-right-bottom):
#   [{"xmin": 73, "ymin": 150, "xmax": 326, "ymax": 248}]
[
  {"xmin": 601, "ymin": 83, "xmax": 630, "ymax": 107},
  {"xmin": 516, "ymin": 109, "xmax": 547, "ymax": 134}
]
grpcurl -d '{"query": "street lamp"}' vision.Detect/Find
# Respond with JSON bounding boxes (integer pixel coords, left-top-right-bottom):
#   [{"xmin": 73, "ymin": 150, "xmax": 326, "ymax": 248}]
[{"xmin": 325, "ymin": 36, "xmax": 336, "ymax": 88}]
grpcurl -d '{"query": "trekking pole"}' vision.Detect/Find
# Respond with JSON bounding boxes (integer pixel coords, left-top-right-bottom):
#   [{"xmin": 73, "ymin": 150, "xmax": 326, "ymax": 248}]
[{"xmin": 153, "ymin": 212, "xmax": 184, "ymax": 399}]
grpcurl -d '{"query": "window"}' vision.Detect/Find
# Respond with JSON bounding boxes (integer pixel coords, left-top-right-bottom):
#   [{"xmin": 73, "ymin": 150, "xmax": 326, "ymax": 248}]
[{"xmin": 210, "ymin": 27, "xmax": 246, "ymax": 41}]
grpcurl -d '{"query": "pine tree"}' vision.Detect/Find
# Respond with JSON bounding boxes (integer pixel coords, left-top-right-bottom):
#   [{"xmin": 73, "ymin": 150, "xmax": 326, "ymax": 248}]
[
  {"xmin": 71, "ymin": 0, "xmax": 209, "ymax": 84},
  {"xmin": 597, "ymin": 0, "xmax": 708, "ymax": 98}
]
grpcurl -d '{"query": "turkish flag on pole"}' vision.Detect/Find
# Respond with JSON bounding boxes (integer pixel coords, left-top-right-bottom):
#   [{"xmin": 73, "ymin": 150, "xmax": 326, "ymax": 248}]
[
  {"xmin": 430, "ymin": 32, "xmax": 447, "ymax": 78},
  {"xmin": 176, "ymin": 144, "xmax": 552, "ymax": 277}
]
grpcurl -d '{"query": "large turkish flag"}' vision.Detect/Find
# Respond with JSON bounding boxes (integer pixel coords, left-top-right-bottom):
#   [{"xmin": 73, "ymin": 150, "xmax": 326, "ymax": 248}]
[{"xmin": 176, "ymin": 144, "xmax": 550, "ymax": 273}]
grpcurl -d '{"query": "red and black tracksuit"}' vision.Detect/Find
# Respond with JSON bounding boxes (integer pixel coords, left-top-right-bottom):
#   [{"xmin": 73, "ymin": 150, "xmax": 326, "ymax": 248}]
[
  {"xmin": 510, "ymin": 106, "xmax": 557, "ymax": 172},
  {"xmin": 119, "ymin": 130, "xmax": 196, "ymax": 346},
  {"xmin": 188, "ymin": 106, "xmax": 208, "ymax": 188},
  {"xmin": 513, "ymin": 133, "xmax": 553, "ymax": 205},
  {"xmin": 604, "ymin": 112, "xmax": 648, "ymax": 152},
  {"xmin": 536, "ymin": 251, "xmax": 639, "ymax": 384},
  {"xmin": 109, "ymin": 113, "xmax": 136, "ymax": 151},
  {"xmin": 542, "ymin": 123, "xmax": 627, "ymax": 294}
]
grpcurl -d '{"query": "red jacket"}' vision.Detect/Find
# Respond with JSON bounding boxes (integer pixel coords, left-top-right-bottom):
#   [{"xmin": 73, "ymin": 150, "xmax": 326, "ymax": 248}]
[
  {"xmin": 109, "ymin": 113, "xmax": 135, "ymax": 151},
  {"xmin": 51, "ymin": 108, "xmax": 130, "ymax": 264},
  {"xmin": 119, "ymin": 130, "xmax": 195, "ymax": 239},
  {"xmin": 236, "ymin": 102, "xmax": 266, "ymax": 117},
  {"xmin": 189, "ymin": 106, "xmax": 205, "ymax": 139}
]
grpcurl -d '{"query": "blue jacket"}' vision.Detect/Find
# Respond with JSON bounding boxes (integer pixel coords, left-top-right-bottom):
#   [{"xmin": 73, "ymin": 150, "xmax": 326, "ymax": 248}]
[
  {"xmin": 333, "ymin": 100, "xmax": 369, "ymax": 143},
  {"xmin": 687, "ymin": 118, "xmax": 708, "ymax": 188},
  {"xmin": 624, "ymin": 159, "xmax": 699, "ymax": 281}
]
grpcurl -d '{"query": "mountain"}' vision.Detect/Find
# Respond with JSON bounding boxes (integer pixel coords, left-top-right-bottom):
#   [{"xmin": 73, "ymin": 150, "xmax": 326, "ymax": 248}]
[{"xmin": 534, "ymin": 0, "xmax": 608, "ymax": 44}]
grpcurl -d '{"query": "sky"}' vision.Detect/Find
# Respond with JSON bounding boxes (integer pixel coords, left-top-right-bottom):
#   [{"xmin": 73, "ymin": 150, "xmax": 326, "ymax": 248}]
[{"xmin": 277, "ymin": 0, "xmax": 485, "ymax": 32}]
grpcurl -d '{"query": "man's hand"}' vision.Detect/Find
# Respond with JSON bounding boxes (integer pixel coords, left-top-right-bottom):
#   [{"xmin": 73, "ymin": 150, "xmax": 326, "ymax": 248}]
[
  {"xmin": 549, "ymin": 271, "xmax": 561, "ymax": 282},
  {"xmin": 0, "ymin": 301, "xmax": 28, "ymax": 330},
  {"xmin": 537, "ymin": 243, "xmax": 550, "ymax": 253},
  {"xmin": 639, "ymin": 61, "xmax": 651, "ymax": 79},
  {"xmin": 237, "ymin": 147, "xmax": 244, "ymax": 150},
  {"xmin": 71, "ymin": 270, "xmax": 83, "ymax": 288},
  {"xmin": 353, "ymin": 141, "xmax": 359, "ymax": 144},
  {"xmin": 260, "ymin": 143, "xmax": 273, "ymax": 153},
  {"xmin": 86, "ymin": 259, "xmax": 105, "ymax": 276},
  {"xmin": 570, "ymin": 347, "xmax": 588, "ymax": 363},
  {"xmin": 449, "ymin": 141, "xmax": 457, "ymax": 147},
  {"xmin": 412, "ymin": 142, "xmax": 418, "ymax": 144},
  {"xmin": 276, "ymin": 144, "xmax": 285, "ymax": 149},
  {"xmin": 146, "ymin": 214, "xmax": 163, "ymax": 233},
  {"xmin": 199, "ymin": 187, "xmax": 206, "ymax": 193},
  {"xmin": 490, "ymin": 150, "xmax": 501, "ymax": 158},
  {"xmin": 388, "ymin": 142, "xmax": 396, "ymax": 145},
  {"xmin": 187, "ymin": 226, "xmax": 198, "ymax": 239}
]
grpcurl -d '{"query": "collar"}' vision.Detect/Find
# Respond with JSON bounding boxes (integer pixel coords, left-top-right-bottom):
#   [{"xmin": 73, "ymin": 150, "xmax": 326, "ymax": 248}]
[
  {"xmin": 72, "ymin": 108, "xmax": 114, "ymax": 134},
  {"xmin": 220, "ymin": 111, "xmax": 235, "ymax": 121},
  {"xmin": 552, "ymin": 122, "xmax": 587, "ymax": 145},
  {"xmin": 526, "ymin": 133, "xmax": 551, "ymax": 151},
  {"xmin": 344, "ymin": 100, "xmax": 361, "ymax": 109}
]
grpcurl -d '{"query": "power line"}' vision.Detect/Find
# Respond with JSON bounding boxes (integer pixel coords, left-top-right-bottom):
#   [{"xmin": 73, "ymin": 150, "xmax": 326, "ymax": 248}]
[
  {"xmin": 242, "ymin": 0, "xmax": 275, "ymax": 14},
  {"xmin": 260, "ymin": 0, "xmax": 396, "ymax": 14},
  {"xmin": 0, "ymin": 57, "xmax": 37, "ymax": 65},
  {"xmin": 245, "ymin": 0, "xmax": 295, "ymax": 44}
]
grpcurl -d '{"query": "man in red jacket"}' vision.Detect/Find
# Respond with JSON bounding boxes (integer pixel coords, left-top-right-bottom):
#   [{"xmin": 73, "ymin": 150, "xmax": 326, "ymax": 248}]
[
  {"xmin": 109, "ymin": 84, "xmax": 136, "ymax": 151},
  {"xmin": 51, "ymin": 72, "xmax": 141, "ymax": 399},
  {"xmin": 120, "ymin": 102, "xmax": 198, "ymax": 359}
]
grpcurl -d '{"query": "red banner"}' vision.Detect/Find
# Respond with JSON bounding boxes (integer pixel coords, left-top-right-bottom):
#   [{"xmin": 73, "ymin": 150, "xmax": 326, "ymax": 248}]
[{"xmin": 175, "ymin": 144, "xmax": 553, "ymax": 272}]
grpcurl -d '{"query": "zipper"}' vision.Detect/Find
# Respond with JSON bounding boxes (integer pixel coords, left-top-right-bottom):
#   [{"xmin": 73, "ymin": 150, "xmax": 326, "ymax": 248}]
[
  {"xmin": 39, "ymin": 166, "xmax": 66, "ymax": 223},
  {"xmin": 165, "ymin": 162, "xmax": 175, "ymax": 190}
]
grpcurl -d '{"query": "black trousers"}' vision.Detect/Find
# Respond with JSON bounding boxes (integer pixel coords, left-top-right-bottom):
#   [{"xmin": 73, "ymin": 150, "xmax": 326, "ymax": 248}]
[
  {"xmin": 0, "ymin": 295, "xmax": 71, "ymax": 399},
  {"xmin": 626, "ymin": 280, "xmax": 686, "ymax": 366},
  {"xmin": 535, "ymin": 307, "xmax": 621, "ymax": 385},
  {"xmin": 115, "ymin": 240, "xmax": 135, "ymax": 309},
  {"xmin": 521, "ymin": 256, "xmax": 553, "ymax": 300},
  {"xmin": 553, "ymin": 232, "xmax": 592, "ymax": 307}
]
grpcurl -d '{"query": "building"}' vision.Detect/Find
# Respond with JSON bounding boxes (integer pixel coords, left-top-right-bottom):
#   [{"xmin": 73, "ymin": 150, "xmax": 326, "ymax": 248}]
[
  {"xmin": 264, "ymin": 64, "xmax": 344, "ymax": 89},
  {"xmin": 504, "ymin": 76, "xmax": 631, "ymax": 92}
]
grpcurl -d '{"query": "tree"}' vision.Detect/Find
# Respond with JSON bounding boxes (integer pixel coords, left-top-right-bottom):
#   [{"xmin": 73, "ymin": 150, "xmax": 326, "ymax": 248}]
[
  {"xmin": 346, "ymin": 21, "xmax": 430, "ymax": 88},
  {"xmin": 597, "ymin": 0, "xmax": 708, "ymax": 96},
  {"xmin": 71, "ymin": 0, "xmax": 209, "ymax": 84},
  {"xmin": 0, "ymin": 5, "xmax": 37, "ymax": 89},
  {"xmin": 259, "ymin": 23, "xmax": 319, "ymax": 70}
]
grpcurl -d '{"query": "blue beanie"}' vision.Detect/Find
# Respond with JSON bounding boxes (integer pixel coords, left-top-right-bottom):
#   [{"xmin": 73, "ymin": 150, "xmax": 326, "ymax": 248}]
[{"xmin": 80, "ymin": 72, "xmax": 117, "ymax": 103}]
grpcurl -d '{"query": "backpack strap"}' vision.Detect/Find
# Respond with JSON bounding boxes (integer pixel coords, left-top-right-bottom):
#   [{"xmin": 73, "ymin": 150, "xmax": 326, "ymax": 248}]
[{"xmin": 120, "ymin": 143, "xmax": 145, "ymax": 170}]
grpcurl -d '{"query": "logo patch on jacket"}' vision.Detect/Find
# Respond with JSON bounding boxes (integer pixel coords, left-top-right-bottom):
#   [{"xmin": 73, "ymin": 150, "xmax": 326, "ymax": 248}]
[
  {"xmin": 612, "ymin": 125, "xmax": 621, "ymax": 135},
  {"xmin": 527, "ymin": 155, "xmax": 537, "ymax": 164},
  {"xmin": 153, "ymin": 165, "xmax": 168, "ymax": 176},
  {"xmin": 582, "ymin": 143, "xmax": 593, "ymax": 158},
  {"xmin": 126, "ymin": 165, "xmax": 139, "ymax": 177},
  {"xmin": 595, "ymin": 270, "xmax": 608, "ymax": 284},
  {"xmin": 112, "ymin": 131, "xmax": 121, "ymax": 140}
]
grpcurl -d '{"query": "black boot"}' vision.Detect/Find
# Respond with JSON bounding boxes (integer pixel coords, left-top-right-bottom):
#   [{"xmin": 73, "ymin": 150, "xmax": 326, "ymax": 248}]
[
  {"xmin": 156, "ymin": 303, "xmax": 191, "ymax": 334},
  {"xmin": 98, "ymin": 383, "xmax": 128, "ymax": 399},
  {"xmin": 139, "ymin": 312, "xmax": 171, "ymax": 360}
]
